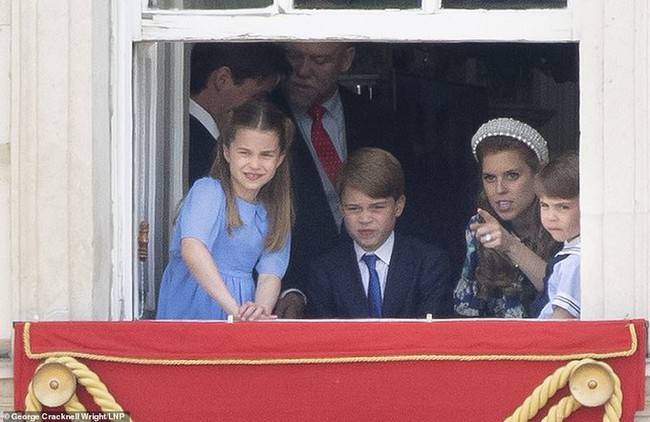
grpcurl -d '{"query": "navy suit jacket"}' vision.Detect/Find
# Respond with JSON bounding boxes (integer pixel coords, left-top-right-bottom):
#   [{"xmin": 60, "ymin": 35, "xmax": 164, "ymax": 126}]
[
  {"xmin": 304, "ymin": 233, "xmax": 453, "ymax": 319},
  {"xmin": 276, "ymin": 87, "xmax": 398, "ymax": 292},
  {"xmin": 188, "ymin": 114, "xmax": 218, "ymax": 187}
]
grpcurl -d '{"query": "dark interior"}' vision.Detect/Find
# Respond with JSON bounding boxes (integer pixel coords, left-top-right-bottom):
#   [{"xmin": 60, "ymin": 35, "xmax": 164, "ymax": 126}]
[
  {"xmin": 142, "ymin": 41, "xmax": 579, "ymax": 318},
  {"xmin": 342, "ymin": 42, "xmax": 579, "ymax": 274}
]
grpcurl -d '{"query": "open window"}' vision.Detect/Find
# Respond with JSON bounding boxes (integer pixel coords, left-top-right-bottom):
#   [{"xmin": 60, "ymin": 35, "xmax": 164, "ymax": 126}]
[
  {"xmin": 131, "ymin": 41, "xmax": 578, "ymax": 319},
  {"xmin": 124, "ymin": 1, "xmax": 580, "ymax": 319}
]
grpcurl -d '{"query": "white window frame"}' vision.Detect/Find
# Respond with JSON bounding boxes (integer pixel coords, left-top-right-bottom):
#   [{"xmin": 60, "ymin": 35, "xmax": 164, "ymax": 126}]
[
  {"xmin": 138, "ymin": 3, "xmax": 575, "ymax": 43},
  {"xmin": 113, "ymin": 0, "xmax": 626, "ymax": 321}
]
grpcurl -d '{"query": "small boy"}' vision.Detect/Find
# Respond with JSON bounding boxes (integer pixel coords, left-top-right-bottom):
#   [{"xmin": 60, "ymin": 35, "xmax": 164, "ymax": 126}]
[
  {"xmin": 536, "ymin": 151, "xmax": 581, "ymax": 319},
  {"xmin": 304, "ymin": 147, "xmax": 452, "ymax": 319}
]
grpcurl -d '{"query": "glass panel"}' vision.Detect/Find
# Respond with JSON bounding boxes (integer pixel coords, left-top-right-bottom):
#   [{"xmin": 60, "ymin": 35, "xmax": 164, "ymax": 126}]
[
  {"xmin": 149, "ymin": 0, "xmax": 272, "ymax": 10},
  {"xmin": 443, "ymin": 0, "xmax": 566, "ymax": 9},
  {"xmin": 294, "ymin": 0, "xmax": 420, "ymax": 10}
]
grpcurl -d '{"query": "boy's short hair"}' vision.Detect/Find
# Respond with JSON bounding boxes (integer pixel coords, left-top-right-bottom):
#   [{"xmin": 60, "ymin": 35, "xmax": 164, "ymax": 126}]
[
  {"xmin": 190, "ymin": 42, "xmax": 289, "ymax": 94},
  {"xmin": 336, "ymin": 147, "xmax": 404, "ymax": 200},
  {"xmin": 535, "ymin": 151, "xmax": 580, "ymax": 199}
]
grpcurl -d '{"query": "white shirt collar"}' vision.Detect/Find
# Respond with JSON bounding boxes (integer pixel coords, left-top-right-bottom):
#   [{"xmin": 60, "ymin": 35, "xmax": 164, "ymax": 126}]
[
  {"xmin": 354, "ymin": 231, "xmax": 395, "ymax": 266},
  {"xmin": 558, "ymin": 235, "xmax": 581, "ymax": 256},
  {"xmin": 189, "ymin": 98, "xmax": 220, "ymax": 140},
  {"xmin": 320, "ymin": 89, "xmax": 343, "ymax": 117},
  {"xmin": 565, "ymin": 235, "xmax": 581, "ymax": 247}
]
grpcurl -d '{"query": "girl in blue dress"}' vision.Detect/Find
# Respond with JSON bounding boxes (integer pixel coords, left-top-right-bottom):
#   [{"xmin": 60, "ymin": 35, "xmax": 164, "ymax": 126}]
[{"xmin": 157, "ymin": 100, "xmax": 294, "ymax": 321}]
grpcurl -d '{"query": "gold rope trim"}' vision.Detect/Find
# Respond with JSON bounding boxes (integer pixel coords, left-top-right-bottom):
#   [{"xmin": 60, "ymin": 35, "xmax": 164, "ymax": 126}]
[
  {"xmin": 504, "ymin": 358, "xmax": 623, "ymax": 422},
  {"xmin": 23, "ymin": 322, "xmax": 638, "ymax": 366},
  {"xmin": 540, "ymin": 396, "xmax": 581, "ymax": 422},
  {"xmin": 25, "ymin": 356, "xmax": 132, "ymax": 421}
]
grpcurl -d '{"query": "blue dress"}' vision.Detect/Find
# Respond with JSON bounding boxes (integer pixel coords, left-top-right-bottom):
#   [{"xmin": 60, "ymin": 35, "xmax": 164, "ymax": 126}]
[{"xmin": 156, "ymin": 177, "xmax": 290, "ymax": 320}]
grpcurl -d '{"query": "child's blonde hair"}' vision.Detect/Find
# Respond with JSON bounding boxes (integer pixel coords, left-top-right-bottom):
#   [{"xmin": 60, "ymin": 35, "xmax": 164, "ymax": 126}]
[
  {"xmin": 335, "ymin": 147, "xmax": 404, "ymax": 200},
  {"xmin": 535, "ymin": 151, "xmax": 580, "ymax": 199},
  {"xmin": 210, "ymin": 100, "xmax": 295, "ymax": 251}
]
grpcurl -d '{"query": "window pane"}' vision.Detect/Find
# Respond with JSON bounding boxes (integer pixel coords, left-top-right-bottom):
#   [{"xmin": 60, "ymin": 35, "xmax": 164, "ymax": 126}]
[
  {"xmin": 149, "ymin": 0, "xmax": 272, "ymax": 10},
  {"xmin": 443, "ymin": 0, "xmax": 566, "ymax": 9},
  {"xmin": 294, "ymin": 0, "xmax": 420, "ymax": 10}
]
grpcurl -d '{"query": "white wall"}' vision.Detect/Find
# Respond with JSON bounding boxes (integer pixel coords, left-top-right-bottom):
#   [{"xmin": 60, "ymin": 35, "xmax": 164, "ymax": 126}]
[
  {"xmin": 7, "ymin": 0, "xmax": 112, "ymax": 338},
  {"xmin": 0, "ymin": 0, "xmax": 11, "ymax": 340},
  {"xmin": 579, "ymin": 0, "xmax": 650, "ymax": 319}
]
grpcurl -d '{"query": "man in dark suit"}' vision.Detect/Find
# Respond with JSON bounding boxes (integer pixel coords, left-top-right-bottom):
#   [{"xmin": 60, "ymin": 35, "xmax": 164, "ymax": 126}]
[
  {"xmin": 188, "ymin": 43, "xmax": 289, "ymax": 187},
  {"xmin": 304, "ymin": 148, "xmax": 451, "ymax": 319},
  {"xmin": 272, "ymin": 43, "xmax": 398, "ymax": 318}
]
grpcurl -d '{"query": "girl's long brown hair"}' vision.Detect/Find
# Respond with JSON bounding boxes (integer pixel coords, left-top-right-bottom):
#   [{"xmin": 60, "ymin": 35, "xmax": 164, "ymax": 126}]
[{"xmin": 209, "ymin": 100, "xmax": 295, "ymax": 251}]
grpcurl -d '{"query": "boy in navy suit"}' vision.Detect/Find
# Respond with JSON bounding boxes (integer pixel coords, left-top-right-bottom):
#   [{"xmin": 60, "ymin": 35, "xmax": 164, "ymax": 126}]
[{"xmin": 305, "ymin": 147, "xmax": 452, "ymax": 319}]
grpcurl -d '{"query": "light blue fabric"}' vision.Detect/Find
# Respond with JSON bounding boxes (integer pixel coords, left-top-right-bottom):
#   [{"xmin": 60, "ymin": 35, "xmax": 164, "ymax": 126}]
[
  {"xmin": 538, "ymin": 237, "xmax": 581, "ymax": 319},
  {"xmin": 156, "ymin": 177, "xmax": 290, "ymax": 320}
]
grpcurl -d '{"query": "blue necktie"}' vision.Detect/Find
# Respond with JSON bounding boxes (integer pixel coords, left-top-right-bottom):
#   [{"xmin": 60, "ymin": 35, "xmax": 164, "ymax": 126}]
[{"xmin": 362, "ymin": 254, "xmax": 382, "ymax": 318}]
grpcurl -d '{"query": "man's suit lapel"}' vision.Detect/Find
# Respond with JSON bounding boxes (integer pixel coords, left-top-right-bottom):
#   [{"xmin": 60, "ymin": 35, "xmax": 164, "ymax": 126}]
[
  {"xmin": 293, "ymin": 128, "xmax": 322, "ymax": 189},
  {"xmin": 382, "ymin": 234, "xmax": 410, "ymax": 318}
]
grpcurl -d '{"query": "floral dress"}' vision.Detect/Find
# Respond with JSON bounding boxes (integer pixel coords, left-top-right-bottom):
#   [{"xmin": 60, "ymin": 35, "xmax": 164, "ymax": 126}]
[{"xmin": 453, "ymin": 222, "xmax": 532, "ymax": 318}]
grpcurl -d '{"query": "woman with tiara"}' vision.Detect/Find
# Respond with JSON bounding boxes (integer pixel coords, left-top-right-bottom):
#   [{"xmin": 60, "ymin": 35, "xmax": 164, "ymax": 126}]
[{"xmin": 453, "ymin": 118, "xmax": 561, "ymax": 318}]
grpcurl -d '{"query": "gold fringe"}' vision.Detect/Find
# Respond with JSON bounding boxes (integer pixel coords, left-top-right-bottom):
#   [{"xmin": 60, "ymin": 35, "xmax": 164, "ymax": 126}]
[{"xmin": 23, "ymin": 322, "xmax": 638, "ymax": 366}]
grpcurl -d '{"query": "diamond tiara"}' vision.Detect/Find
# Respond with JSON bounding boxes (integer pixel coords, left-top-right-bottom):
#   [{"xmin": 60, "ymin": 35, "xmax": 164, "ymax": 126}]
[{"xmin": 471, "ymin": 118, "xmax": 548, "ymax": 164}]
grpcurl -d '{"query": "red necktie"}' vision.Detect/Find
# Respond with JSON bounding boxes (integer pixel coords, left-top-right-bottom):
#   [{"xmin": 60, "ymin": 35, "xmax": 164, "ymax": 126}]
[{"xmin": 308, "ymin": 105, "xmax": 341, "ymax": 184}]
